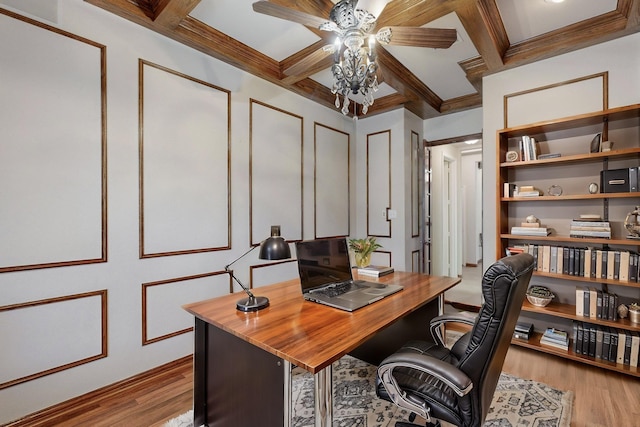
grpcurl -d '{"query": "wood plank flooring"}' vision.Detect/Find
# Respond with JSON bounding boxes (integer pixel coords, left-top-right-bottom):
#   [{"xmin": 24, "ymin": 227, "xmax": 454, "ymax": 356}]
[{"xmin": 4, "ymin": 345, "xmax": 639, "ymax": 426}]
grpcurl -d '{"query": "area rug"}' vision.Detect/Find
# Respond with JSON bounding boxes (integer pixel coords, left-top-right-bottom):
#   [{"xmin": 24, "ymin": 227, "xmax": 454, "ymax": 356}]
[{"xmin": 164, "ymin": 355, "xmax": 572, "ymax": 427}]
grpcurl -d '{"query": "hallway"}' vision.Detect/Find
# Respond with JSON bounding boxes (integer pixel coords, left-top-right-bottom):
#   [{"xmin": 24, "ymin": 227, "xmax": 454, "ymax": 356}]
[{"xmin": 444, "ymin": 263, "xmax": 483, "ymax": 308}]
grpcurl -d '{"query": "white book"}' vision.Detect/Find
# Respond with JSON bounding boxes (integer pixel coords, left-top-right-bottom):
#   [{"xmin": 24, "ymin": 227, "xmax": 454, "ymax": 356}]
[
  {"xmin": 584, "ymin": 248, "xmax": 592, "ymax": 278},
  {"xmin": 607, "ymin": 251, "xmax": 616, "ymax": 280},
  {"xmin": 630, "ymin": 333, "xmax": 640, "ymax": 367},
  {"xmin": 576, "ymin": 288, "xmax": 584, "ymax": 316},
  {"xmin": 620, "ymin": 251, "xmax": 630, "ymax": 282},
  {"xmin": 617, "ymin": 330, "xmax": 627, "ymax": 364}
]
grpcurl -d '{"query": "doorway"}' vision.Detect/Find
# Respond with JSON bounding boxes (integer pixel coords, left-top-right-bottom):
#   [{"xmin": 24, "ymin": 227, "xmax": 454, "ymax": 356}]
[{"xmin": 424, "ymin": 136, "xmax": 483, "ymax": 308}]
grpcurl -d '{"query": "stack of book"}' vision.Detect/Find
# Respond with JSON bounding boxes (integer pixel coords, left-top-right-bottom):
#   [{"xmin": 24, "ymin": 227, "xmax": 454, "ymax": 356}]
[
  {"xmin": 540, "ymin": 327, "xmax": 570, "ymax": 351},
  {"xmin": 356, "ymin": 265, "xmax": 394, "ymax": 277},
  {"xmin": 569, "ymin": 217, "xmax": 611, "ymax": 239},
  {"xmin": 514, "ymin": 185, "xmax": 540, "ymax": 197},
  {"xmin": 510, "ymin": 220, "xmax": 551, "ymax": 236},
  {"xmin": 513, "ymin": 322, "xmax": 534, "ymax": 341}
]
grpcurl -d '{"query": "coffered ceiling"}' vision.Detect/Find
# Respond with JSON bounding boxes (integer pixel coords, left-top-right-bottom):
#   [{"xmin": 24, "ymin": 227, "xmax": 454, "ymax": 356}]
[{"xmin": 85, "ymin": 0, "xmax": 640, "ymax": 119}]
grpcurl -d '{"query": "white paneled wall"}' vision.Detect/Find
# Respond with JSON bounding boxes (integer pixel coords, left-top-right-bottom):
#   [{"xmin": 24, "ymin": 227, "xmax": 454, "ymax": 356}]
[{"xmin": 0, "ymin": 1, "xmax": 354, "ymax": 422}]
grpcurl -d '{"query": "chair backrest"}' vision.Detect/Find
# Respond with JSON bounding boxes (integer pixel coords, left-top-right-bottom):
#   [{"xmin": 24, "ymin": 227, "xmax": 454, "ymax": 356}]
[{"xmin": 456, "ymin": 253, "xmax": 534, "ymax": 425}]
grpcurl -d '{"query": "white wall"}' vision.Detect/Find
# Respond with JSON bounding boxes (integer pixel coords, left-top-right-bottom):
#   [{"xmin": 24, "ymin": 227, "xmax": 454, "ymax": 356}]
[
  {"xmin": 482, "ymin": 32, "xmax": 640, "ymax": 266},
  {"xmin": 0, "ymin": 1, "xmax": 354, "ymax": 422},
  {"xmin": 354, "ymin": 109, "xmax": 423, "ymax": 272},
  {"xmin": 461, "ymin": 150, "xmax": 482, "ymax": 265}
]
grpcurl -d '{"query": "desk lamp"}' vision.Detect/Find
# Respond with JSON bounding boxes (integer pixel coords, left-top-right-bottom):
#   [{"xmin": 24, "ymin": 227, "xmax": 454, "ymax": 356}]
[{"xmin": 225, "ymin": 225, "xmax": 291, "ymax": 312}]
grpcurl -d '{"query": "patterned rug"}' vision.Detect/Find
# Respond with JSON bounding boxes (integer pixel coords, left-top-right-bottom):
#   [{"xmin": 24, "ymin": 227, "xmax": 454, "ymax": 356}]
[
  {"xmin": 290, "ymin": 355, "xmax": 572, "ymax": 427},
  {"xmin": 165, "ymin": 355, "xmax": 573, "ymax": 427}
]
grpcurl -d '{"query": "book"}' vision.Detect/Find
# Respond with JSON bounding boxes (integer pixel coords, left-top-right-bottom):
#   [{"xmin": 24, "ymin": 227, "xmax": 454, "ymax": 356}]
[
  {"xmin": 504, "ymin": 183, "xmax": 517, "ymax": 197},
  {"xmin": 575, "ymin": 288, "xmax": 584, "ymax": 316},
  {"xmin": 510, "ymin": 227, "xmax": 551, "ymax": 236},
  {"xmin": 540, "ymin": 335, "xmax": 569, "ymax": 351},
  {"xmin": 514, "ymin": 191, "xmax": 541, "ymax": 197},
  {"xmin": 537, "ymin": 153, "xmax": 561, "ymax": 159},
  {"xmin": 540, "ymin": 330, "xmax": 569, "ymax": 343},
  {"xmin": 631, "ymin": 332, "xmax": 640, "ymax": 367},
  {"xmin": 356, "ymin": 265, "xmax": 394, "ymax": 277}
]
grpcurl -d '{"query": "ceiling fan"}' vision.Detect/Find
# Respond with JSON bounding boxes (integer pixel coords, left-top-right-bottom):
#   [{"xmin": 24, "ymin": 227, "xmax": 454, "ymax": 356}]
[{"xmin": 252, "ymin": 0, "xmax": 457, "ymax": 114}]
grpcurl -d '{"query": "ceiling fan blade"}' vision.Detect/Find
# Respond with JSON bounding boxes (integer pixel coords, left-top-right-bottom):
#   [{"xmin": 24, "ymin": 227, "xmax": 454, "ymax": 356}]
[
  {"xmin": 252, "ymin": 1, "xmax": 328, "ymax": 29},
  {"xmin": 380, "ymin": 27, "xmax": 457, "ymax": 49}
]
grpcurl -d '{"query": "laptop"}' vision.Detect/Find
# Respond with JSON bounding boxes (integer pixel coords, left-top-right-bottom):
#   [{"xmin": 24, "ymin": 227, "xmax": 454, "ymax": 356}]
[{"xmin": 295, "ymin": 237, "xmax": 403, "ymax": 312}]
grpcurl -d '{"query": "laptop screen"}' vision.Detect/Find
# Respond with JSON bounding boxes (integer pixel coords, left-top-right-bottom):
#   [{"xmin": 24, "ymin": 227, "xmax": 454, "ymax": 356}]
[{"xmin": 295, "ymin": 238, "xmax": 353, "ymax": 291}]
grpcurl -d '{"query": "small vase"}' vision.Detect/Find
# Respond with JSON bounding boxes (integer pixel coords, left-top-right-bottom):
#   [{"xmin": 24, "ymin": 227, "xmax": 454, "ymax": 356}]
[{"xmin": 354, "ymin": 252, "xmax": 371, "ymax": 268}]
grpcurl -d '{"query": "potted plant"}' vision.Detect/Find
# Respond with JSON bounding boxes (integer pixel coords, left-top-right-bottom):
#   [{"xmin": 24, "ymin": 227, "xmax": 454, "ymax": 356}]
[{"xmin": 348, "ymin": 236, "xmax": 382, "ymax": 268}]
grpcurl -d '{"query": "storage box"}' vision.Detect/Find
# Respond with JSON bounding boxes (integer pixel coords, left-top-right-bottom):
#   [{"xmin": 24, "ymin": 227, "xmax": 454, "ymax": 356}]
[{"xmin": 600, "ymin": 167, "xmax": 638, "ymax": 193}]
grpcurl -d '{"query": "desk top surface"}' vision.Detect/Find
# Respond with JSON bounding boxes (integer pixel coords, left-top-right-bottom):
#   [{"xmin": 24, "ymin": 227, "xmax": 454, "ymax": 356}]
[{"xmin": 183, "ymin": 271, "xmax": 460, "ymax": 373}]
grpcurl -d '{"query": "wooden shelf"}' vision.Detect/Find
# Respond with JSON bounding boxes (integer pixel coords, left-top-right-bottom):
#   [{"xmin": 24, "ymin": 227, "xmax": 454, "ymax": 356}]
[
  {"xmin": 521, "ymin": 300, "xmax": 640, "ymax": 331},
  {"xmin": 500, "ymin": 234, "xmax": 640, "ymax": 246},
  {"xmin": 501, "ymin": 192, "xmax": 640, "ymax": 201},
  {"xmin": 511, "ymin": 331, "xmax": 640, "ymax": 377},
  {"xmin": 530, "ymin": 271, "xmax": 640, "ymax": 289},
  {"xmin": 498, "ymin": 103, "xmax": 640, "ymax": 378},
  {"xmin": 500, "ymin": 147, "xmax": 640, "ymax": 168}
]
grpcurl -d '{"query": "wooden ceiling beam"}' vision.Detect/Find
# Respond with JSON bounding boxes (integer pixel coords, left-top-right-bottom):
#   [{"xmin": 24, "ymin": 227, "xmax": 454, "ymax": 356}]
[
  {"xmin": 624, "ymin": 0, "xmax": 640, "ymax": 28},
  {"xmin": 84, "ymin": 0, "xmax": 640, "ymax": 120},
  {"xmin": 280, "ymin": 39, "xmax": 333, "ymax": 84},
  {"xmin": 376, "ymin": 47, "xmax": 443, "ymax": 112},
  {"xmin": 151, "ymin": 0, "xmax": 200, "ymax": 29},
  {"xmin": 504, "ymin": 11, "xmax": 632, "ymax": 66}
]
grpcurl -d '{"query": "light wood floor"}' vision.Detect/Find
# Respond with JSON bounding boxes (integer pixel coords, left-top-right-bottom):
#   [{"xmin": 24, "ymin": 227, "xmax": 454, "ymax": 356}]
[{"xmin": 6, "ymin": 346, "xmax": 640, "ymax": 427}]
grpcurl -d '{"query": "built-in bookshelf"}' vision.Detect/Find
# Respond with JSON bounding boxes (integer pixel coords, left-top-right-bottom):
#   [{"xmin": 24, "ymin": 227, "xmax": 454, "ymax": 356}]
[{"xmin": 497, "ymin": 104, "xmax": 640, "ymax": 377}]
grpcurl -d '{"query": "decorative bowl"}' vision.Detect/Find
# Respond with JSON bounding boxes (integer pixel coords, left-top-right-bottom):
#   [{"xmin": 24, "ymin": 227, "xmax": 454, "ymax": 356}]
[{"xmin": 526, "ymin": 286, "xmax": 554, "ymax": 307}]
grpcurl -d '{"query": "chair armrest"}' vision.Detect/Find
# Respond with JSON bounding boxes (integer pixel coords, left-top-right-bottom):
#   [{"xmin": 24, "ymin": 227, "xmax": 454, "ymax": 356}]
[
  {"xmin": 378, "ymin": 352, "xmax": 473, "ymax": 398},
  {"xmin": 429, "ymin": 312, "xmax": 477, "ymax": 346}
]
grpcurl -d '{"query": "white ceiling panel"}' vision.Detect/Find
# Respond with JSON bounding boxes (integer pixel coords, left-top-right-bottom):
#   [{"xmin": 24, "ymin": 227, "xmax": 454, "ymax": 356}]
[
  {"xmin": 190, "ymin": 0, "xmax": 321, "ymax": 61},
  {"xmin": 496, "ymin": 0, "xmax": 619, "ymax": 44},
  {"xmin": 384, "ymin": 13, "xmax": 478, "ymax": 100}
]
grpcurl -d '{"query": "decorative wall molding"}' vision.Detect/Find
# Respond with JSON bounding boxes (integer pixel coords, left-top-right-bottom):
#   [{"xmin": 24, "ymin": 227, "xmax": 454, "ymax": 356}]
[
  {"xmin": 370, "ymin": 250, "xmax": 392, "ymax": 267},
  {"xmin": 366, "ymin": 130, "xmax": 392, "ymax": 238},
  {"xmin": 0, "ymin": 9, "xmax": 107, "ymax": 273},
  {"xmin": 412, "ymin": 249, "xmax": 422, "ymax": 273},
  {"xmin": 139, "ymin": 59, "xmax": 231, "ymax": 258},
  {"xmin": 411, "ymin": 130, "xmax": 420, "ymax": 238},
  {"xmin": 141, "ymin": 271, "xmax": 230, "ymax": 345},
  {"xmin": 0, "ymin": 290, "xmax": 107, "ymax": 389},
  {"xmin": 504, "ymin": 72, "xmax": 608, "ymax": 128},
  {"xmin": 314, "ymin": 122, "xmax": 350, "ymax": 239},
  {"xmin": 249, "ymin": 99, "xmax": 303, "ymax": 245}
]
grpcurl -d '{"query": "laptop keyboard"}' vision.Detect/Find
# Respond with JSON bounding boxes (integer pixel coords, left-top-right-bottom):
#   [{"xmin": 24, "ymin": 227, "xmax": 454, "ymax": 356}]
[{"xmin": 311, "ymin": 281, "xmax": 364, "ymax": 298}]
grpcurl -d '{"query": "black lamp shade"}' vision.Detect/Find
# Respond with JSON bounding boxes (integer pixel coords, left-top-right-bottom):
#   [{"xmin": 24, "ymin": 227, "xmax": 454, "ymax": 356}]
[{"xmin": 259, "ymin": 225, "xmax": 291, "ymax": 260}]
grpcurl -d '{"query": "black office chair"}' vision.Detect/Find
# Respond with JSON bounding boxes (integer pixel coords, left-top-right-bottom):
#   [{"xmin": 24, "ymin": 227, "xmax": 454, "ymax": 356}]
[{"xmin": 376, "ymin": 253, "xmax": 534, "ymax": 427}]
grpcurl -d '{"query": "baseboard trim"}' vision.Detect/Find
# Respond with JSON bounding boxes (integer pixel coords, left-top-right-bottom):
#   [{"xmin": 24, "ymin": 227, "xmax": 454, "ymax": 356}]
[{"xmin": 4, "ymin": 355, "xmax": 192, "ymax": 427}]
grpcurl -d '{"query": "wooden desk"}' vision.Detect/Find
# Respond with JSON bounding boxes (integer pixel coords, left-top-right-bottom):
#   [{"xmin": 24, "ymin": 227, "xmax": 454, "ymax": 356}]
[{"xmin": 183, "ymin": 271, "xmax": 460, "ymax": 427}]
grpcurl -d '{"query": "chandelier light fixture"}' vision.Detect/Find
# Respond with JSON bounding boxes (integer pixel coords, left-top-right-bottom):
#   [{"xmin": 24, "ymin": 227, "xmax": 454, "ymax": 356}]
[
  {"xmin": 253, "ymin": 0, "xmax": 457, "ymax": 116},
  {"xmin": 322, "ymin": 0, "xmax": 385, "ymax": 116}
]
